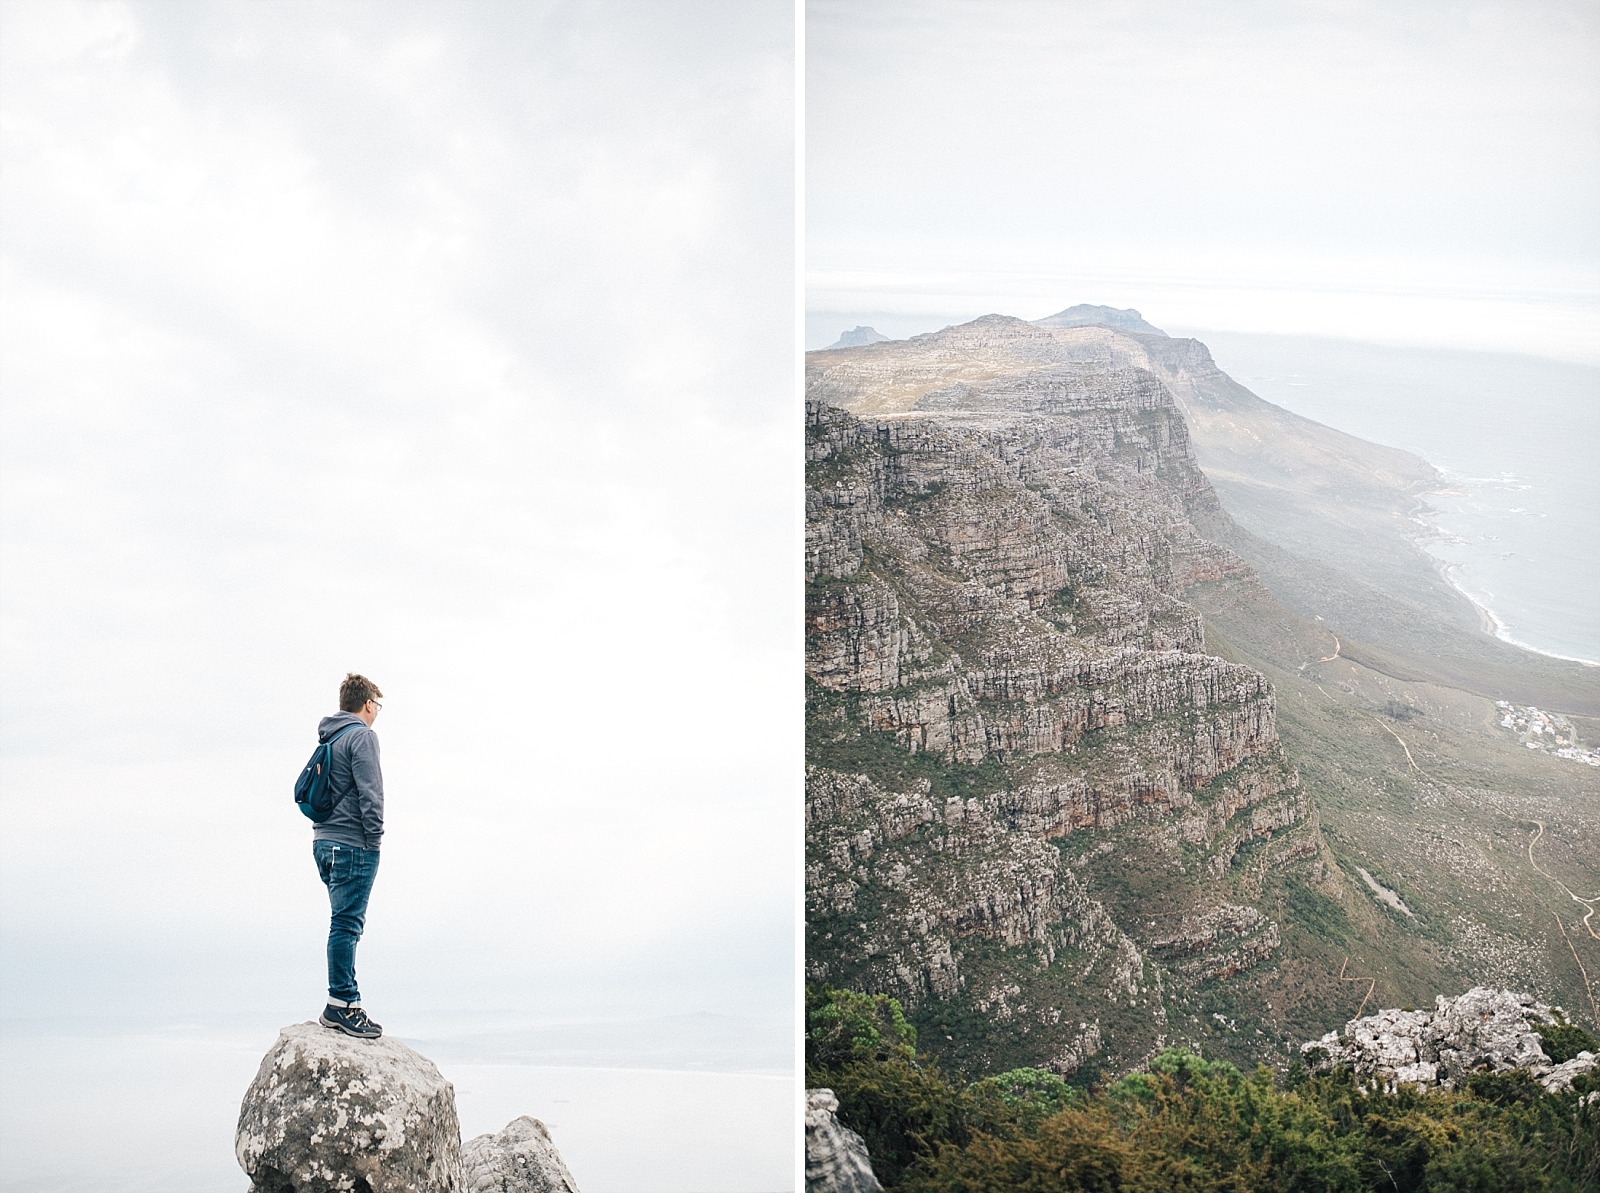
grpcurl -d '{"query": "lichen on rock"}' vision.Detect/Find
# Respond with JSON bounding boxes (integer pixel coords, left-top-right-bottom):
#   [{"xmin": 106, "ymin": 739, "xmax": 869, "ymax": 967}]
[
  {"xmin": 463, "ymin": 1116, "xmax": 581, "ymax": 1193},
  {"xmin": 236, "ymin": 1023, "xmax": 464, "ymax": 1193}
]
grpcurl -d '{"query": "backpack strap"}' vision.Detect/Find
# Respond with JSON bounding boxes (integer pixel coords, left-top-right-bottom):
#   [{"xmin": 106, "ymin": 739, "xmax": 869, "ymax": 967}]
[{"xmin": 322, "ymin": 721, "xmax": 364, "ymax": 807}]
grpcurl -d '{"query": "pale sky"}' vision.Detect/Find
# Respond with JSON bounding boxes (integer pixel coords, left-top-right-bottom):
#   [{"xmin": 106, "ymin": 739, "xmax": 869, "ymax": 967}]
[
  {"xmin": 808, "ymin": 0, "xmax": 1600, "ymax": 358},
  {"xmin": 1, "ymin": 0, "xmax": 796, "ymax": 1035}
]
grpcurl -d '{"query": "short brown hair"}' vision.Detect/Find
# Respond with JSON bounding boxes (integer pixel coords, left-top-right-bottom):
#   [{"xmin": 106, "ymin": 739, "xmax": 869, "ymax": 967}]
[{"xmin": 339, "ymin": 673, "xmax": 384, "ymax": 713}]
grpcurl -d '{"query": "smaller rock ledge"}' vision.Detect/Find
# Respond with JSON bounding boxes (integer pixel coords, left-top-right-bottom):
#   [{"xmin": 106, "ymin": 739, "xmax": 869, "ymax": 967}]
[{"xmin": 464, "ymin": 1116, "xmax": 580, "ymax": 1193}]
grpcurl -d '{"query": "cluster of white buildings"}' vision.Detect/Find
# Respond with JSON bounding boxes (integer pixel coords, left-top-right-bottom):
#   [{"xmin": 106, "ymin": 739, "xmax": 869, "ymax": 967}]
[{"xmin": 1495, "ymin": 701, "xmax": 1600, "ymax": 767}]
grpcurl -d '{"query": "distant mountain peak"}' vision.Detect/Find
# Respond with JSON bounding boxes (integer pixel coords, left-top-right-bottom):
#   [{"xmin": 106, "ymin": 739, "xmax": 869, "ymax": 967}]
[
  {"xmin": 1033, "ymin": 304, "xmax": 1167, "ymax": 336},
  {"xmin": 825, "ymin": 325, "xmax": 890, "ymax": 350}
]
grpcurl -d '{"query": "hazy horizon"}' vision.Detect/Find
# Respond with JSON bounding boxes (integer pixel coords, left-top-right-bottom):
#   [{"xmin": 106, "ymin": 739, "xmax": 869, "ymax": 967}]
[
  {"xmin": 806, "ymin": 0, "xmax": 1597, "ymax": 674},
  {"xmin": 809, "ymin": 0, "xmax": 1600, "ymax": 364}
]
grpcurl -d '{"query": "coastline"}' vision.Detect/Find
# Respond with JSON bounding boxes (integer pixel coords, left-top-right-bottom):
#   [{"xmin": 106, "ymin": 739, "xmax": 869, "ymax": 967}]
[
  {"xmin": 1405, "ymin": 475, "xmax": 1599, "ymax": 670},
  {"xmin": 1422, "ymin": 544, "xmax": 1599, "ymax": 669}
]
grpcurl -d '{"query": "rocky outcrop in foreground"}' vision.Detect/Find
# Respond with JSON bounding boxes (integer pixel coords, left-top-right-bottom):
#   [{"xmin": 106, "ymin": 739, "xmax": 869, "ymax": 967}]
[
  {"xmin": 805, "ymin": 1089, "xmax": 882, "ymax": 1193},
  {"xmin": 1302, "ymin": 987, "xmax": 1598, "ymax": 1093},
  {"xmin": 237, "ymin": 1023, "xmax": 579, "ymax": 1193},
  {"xmin": 237, "ymin": 1023, "xmax": 463, "ymax": 1192}
]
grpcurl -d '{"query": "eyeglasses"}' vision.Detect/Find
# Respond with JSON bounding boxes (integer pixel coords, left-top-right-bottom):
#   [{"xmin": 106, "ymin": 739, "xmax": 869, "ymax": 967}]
[{"xmin": 369, "ymin": 700, "xmax": 383, "ymax": 711}]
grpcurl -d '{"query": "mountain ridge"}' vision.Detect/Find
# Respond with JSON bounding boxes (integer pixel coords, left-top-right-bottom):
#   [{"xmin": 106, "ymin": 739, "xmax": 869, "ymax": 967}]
[
  {"xmin": 1033, "ymin": 304, "xmax": 1167, "ymax": 335},
  {"xmin": 827, "ymin": 325, "xmax": 891, "ymax": 350}
]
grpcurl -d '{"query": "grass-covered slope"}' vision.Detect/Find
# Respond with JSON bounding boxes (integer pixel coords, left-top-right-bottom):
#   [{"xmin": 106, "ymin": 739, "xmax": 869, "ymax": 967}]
[{"xmin": 1184, "ymin": 563, "xmax": 1600, "ymax": 1052}]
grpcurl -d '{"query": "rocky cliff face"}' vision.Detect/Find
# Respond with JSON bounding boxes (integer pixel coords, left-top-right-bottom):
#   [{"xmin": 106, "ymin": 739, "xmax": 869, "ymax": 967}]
[
  {"xmin": 806, "ymin": 317, "xmax": 1322, "ymax": 1077},
  {"xmin": 1019, "ymin": 314, "xmax": 1600, "ymax": 1045}
]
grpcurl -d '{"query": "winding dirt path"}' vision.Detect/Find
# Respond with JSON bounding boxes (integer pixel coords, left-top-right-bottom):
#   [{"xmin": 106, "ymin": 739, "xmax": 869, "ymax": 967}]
[
  {"xmin": 1304, "ymin": 661, "xmax": 1599, "ymax": 1024},
  {"xmin": 1300, "ymin": 632, "xmax": 1342, "ymax": 671},
  {"xmin": 1519, "ymin": 818, "xmax": 1600, "ymax": 942},
  {"xmin": 1337, "ymin": 956, "xmax": 1377, "ymax": 1019},
  {"xmin": 1372, "ymin": 716, "xmax": 1422, "ymax": 773},
  {"xmin": 1510, "ymin": 817, "xmax": 1600, "ymax": 1028}
]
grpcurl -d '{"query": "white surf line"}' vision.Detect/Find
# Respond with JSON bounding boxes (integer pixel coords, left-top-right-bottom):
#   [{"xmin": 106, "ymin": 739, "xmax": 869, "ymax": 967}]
[
  {"xmin": 1428, "ymin": 554, "xmax": 1599, "ymax": 668},
  {"xmin": 1408, "ymin": 486, "xmax": 1593, "ymax": 668}
]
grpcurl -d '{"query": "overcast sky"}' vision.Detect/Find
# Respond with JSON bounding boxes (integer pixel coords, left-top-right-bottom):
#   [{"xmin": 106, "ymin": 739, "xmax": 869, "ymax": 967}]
[
  {"xmin": 1, "ymin": 0, "xmax": 795, "ymax": 1034},
  {"xmin": 808, "ymin": 0, "xmax": 1600, "ymax": 358}
]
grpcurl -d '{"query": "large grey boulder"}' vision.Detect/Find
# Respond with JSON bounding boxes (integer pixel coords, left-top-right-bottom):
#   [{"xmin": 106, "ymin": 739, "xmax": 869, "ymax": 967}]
[
  {"xmin": 236, "ymin": 1023, "xmax": 463, "ymax": 1192},
  {"xmin": 463, "ymin": 1116, "xmax": 580, "ymax": 1193},
  {"xmin": 805, "ymin": 1089, "xmax": 881, "ymax": 1193},
  {"xmin": 1302, "ymin": 986, "xmax": 1598, "ymax": 1093}
]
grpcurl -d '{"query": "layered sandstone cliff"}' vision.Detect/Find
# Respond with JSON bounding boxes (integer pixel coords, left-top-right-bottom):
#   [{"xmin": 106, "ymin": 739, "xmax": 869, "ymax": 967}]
[{"xmin": 806, "ymin": 317, "xmax": 1321, "ymax": 1076}]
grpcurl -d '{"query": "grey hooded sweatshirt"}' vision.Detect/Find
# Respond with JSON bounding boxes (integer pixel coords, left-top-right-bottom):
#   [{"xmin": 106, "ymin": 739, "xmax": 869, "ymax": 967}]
[{"xmin": 312, "ymin": 712, "xmax": 384, "ymax": 851}]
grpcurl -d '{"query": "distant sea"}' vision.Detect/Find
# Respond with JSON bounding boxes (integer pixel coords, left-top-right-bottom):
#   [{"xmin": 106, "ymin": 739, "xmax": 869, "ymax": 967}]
[
  {"xmin": 0, "ymin": 1013, "xmax": 794, "ymax": 1193},
  {"xmin": 1184, "ymin": 332, "xmax": 1600, "ymax": 666}
]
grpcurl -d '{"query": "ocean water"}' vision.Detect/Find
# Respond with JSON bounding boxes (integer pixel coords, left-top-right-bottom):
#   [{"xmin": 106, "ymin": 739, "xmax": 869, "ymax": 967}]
[
  {"xmin": 0, "ymin": 1015, "xmax": 794, "ymax": 1193},
  {"xmin": 1184, "ymin": 331, "xmax": 1600, "ymax": 665}
]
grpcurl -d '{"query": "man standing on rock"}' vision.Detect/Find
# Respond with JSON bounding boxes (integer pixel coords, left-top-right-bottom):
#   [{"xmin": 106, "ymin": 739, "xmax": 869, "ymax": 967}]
[{"xmin": 312, "ymin": 673, "xmax": 386, "ymax": 1039}]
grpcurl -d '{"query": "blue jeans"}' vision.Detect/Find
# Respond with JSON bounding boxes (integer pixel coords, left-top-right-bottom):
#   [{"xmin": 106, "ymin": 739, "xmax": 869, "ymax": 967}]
[{"xmin": 313, "ymin": 840, "xmax": 380, "ymax": 1004}]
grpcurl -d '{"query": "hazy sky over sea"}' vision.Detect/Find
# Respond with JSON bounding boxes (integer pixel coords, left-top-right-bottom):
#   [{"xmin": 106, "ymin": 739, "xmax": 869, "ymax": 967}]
[
  {"xmin": 1, "ymin": 0, "xmax": 795, "ymax": 1044},
  {"xmin": 808, "ymin": 0, "xmax": 1600, "ymax": 360}
]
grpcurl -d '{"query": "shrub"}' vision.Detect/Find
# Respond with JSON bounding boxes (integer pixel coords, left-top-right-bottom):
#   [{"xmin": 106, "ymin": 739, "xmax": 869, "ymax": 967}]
[
  {"xmin": 806, "ymin": 988, "xmax": 1600, "ymax": 1191},
  {"xmin": 806, "ymin": 984, "xmax": 918, "ymax": 1070},
  {"xmin": 1534, "ymin": 1019, "xmax": 1598, "ymax": 1065}
]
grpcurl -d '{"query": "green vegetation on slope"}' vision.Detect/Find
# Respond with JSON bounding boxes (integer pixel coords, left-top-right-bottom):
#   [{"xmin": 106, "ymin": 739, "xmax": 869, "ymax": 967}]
[{"xmin": 808, "ymin": 986, "xmax": 1600, "ymax": 1192}]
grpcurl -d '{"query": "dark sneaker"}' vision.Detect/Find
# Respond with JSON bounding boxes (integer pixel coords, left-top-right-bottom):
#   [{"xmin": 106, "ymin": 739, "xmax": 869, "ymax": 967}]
[{"xmin": 319, "ymin": 1004, "xmax": 383, "ymax": 1039}]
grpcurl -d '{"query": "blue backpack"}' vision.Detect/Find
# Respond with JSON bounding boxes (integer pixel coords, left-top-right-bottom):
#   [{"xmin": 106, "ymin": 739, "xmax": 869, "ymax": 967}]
[{"xmin": 294, "ymin": 723, "xmax": 360, "ymax": 822}]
